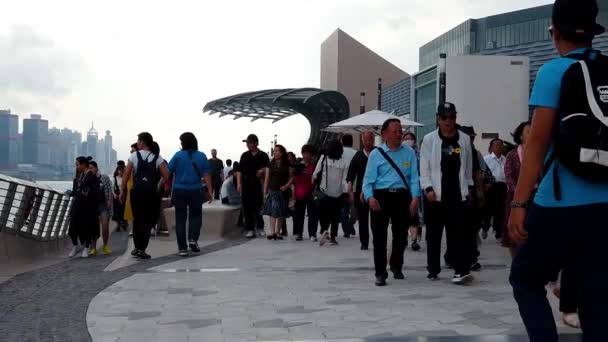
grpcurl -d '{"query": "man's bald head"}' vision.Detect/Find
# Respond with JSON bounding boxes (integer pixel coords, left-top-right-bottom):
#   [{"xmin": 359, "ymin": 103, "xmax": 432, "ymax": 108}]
[{"xmin": 362, "ymin": 131, "xmax": 375, "ymax": 151}]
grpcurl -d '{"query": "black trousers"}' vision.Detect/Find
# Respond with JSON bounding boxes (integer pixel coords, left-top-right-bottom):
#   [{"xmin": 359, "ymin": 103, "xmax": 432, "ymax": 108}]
[
  {"xmin": 242, "ymin": 183, "xmax": 264, "ymax": 232},
  {"xmin": 131, "ymin": 189, "xmax": 158, "ymax": 251},
  {"xmin": 355, "ymin": 192, "xmax": 370, "ymax": 248},
  {"xmin": 426, "ymin": 200, "xmax": 471, "ymax": 276},
  {"xmin": 293, "ymin": 198, "xmax": 318, "ymax": 238},
  {"xmin": 212, "ymin": 182, "xmax": 222, "ymax": 200},
  {"xmin": 510, "ymin": 203, "xmax": 608, "ymax": 342},
  {"xmin": 319, "ymin": 195, "xmax": 343, "ymax": 239},
  {"xmin": 370, "ymin": 190, "xmax": 411, "ymax": 277},
  {"xmin": 483, "ymin": 182, "xmax": 507, "ymax": 238}
]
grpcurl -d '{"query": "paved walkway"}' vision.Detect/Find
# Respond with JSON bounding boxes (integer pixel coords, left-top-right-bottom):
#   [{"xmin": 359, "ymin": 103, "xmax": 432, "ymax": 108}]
[{"xmin": 87, "ymin": 232, "xmax": 578, "ymax": 342}]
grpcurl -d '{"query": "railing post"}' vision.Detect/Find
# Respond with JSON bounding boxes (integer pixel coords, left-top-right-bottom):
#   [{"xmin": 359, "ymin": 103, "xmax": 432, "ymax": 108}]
[
  {"xmin": 0, "ymin": 182, "xmax": 17, "ymax": 232},
  {"xmin": 24, "ymin": 188, "xmax": 44, "ymax": 237},
  {"xmin": 39, "ymin": 192, "xmax": 55, "ymax": 240},
  {"xmin": 47, "ymin": 193, "xmax": 63, "ymax": 239},
  {"xmin": 57, "ymin": 196, "xmax": 71, "ymax": 238}
]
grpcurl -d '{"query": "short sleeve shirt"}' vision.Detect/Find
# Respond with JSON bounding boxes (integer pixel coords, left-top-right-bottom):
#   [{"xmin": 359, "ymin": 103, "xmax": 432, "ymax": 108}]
[
  {"xmin": 209, "ymin": 158, "xmax": 224, "ymax": 183},
  {"xmin": 128, "ymin": 150, "xmax": 164, "ymax": 172},
  {"xmin": 530, "ymin": 48, "xmax": 608, "ymax": 207},
  {"xmin": 239, "ymin": 150, "xmax": 270, "ymax": 186}
]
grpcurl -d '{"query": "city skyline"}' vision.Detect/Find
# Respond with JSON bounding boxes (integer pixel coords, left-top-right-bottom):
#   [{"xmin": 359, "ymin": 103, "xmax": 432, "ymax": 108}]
[
  {"xmin": 0, "ymin": 0, "xmax": 554, "ymax": 162},
  {"xmin": 0, "ymin": 109, "xmax": 118, "ymax": 179}
]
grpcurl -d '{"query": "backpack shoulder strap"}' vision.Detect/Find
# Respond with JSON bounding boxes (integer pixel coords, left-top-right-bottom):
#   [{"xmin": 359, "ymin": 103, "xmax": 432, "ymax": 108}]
[
  {"xmin": 136, "ymin": 151, "xmax": 144, "ymax": 163},
  {"xmin": 188, "ymin": 151, "xmax": 203, "ymax": 179},
  {"xmin": 377, "ymin": 147, "xmax": 410, "ymax": 193}
]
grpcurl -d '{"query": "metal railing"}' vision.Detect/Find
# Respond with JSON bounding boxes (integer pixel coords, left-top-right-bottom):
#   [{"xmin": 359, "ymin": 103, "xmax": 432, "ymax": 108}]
[{"xmin": 0, "ymin": 174, "xmax": 73, "ymax": 241}]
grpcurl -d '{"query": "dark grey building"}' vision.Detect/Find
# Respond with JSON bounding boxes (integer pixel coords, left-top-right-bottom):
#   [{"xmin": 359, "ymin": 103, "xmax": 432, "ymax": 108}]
[
  {"xmin": 22, "ymin": 114, "xmax": 49, "ymax": 165},
  {"xmin": 0, "ymin": 110, "xmax": 19, "ymax": 169},
  {"xmin": 383, "ymin": 1, "xmax": 608, "ymax": 138}
]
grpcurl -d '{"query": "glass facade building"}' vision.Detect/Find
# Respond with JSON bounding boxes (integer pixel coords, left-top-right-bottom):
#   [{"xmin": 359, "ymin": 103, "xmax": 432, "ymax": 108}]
[{"xmin": 383, "ymin": 1, "xmax": 608, "ymax": 138}]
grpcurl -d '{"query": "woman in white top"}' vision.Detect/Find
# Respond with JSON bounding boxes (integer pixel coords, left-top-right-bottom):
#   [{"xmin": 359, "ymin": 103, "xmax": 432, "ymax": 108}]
[{"xmin": 313, "ymin": 140, "xmax": 349, "ymax": 246}]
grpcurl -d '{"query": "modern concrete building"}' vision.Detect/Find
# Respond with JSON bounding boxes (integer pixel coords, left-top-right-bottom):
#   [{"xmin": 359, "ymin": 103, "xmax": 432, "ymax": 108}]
[
  {"xmin": 321, "ymin": 29, "xmax": 408, "ymax": 115},
  {"xmin": 22, "ymin": 114, "xmax": 49, "ymax": 165},
  {"xmin": 0, "ymin": 110, "xmax": 19, "ymax": 170},
  {"xmin": 383, "ymin": 2, "xmax": 608, "ymax": 139}
]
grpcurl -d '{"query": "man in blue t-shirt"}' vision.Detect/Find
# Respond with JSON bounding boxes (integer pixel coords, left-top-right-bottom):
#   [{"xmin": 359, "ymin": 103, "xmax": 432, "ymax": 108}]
[{"xmin": 507, "ymin": 0, "xmax": 608, "ymax": 341}]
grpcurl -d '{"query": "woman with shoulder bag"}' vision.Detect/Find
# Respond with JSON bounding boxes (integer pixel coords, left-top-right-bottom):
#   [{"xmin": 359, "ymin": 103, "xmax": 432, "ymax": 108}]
[{"xmin": 313, "ymin": 140, "xmax": 350, "ymax": 246}]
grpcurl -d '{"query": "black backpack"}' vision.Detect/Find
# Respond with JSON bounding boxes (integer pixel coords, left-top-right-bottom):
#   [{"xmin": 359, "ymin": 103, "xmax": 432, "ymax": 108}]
[
  {"xmin": 547, "ymin": 49, "xmax": 608, "ymax": 200},
  {"xmin": 132, "ymin": 151, "xmax": 160, "ymax": 195}
]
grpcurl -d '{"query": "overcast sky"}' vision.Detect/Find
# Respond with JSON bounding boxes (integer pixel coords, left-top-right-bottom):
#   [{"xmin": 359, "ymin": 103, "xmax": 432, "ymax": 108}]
[{"xmin": 1, "ymin": 0, "xmax": 552, "ymax": 163}]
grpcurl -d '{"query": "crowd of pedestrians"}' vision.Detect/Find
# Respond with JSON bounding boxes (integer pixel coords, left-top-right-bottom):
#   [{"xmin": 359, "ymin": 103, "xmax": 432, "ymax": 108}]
[{"xmin": 62, "ymin": 0, "xmax": 608, "ymax": 340}]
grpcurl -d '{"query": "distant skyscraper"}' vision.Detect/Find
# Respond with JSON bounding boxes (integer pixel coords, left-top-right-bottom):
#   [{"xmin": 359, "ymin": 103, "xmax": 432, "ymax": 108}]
[
  {"xmin": 0, "ymin": 110, "xmax": 19, "ymax": 169},
  {"xmin": 86, "ymin": 122, "xmax": 98, "ymax": 159},
  {"xmin": 22, "ymin": 114, "xmax": 49, "ymax": 165},
  {"xmin": 320, "ymin": 29, "xmax": 409, "ymax": 116},
  {"xmin": 104, "ymin": 130, "xmax": 113, "ymax": 173}
]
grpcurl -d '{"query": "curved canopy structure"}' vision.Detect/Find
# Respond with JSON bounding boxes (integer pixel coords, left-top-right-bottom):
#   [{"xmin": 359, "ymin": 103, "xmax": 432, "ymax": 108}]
[{"xmin": 203, "ymin": 88, "xmax": 350, "ymax": 148}]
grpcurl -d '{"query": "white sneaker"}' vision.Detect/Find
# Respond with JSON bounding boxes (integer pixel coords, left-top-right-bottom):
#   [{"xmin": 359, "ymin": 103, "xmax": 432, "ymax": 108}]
[
  {"xmin": 68, "ymin": 246, "xmax": 78, "ymax": 257},
  {"xmin": 81, "ymin": 247, "xmax": 90, "ymax": 258},
  {"xmin": 257, "ymin": 229, "xmax": 266, "ymax": 237},
  {"xmin": 452, "ymin": 273, "xmax": 474, "ymax": 285},
  {"xmin": 310, "ymin": 236, "xmax": 317, "ymax": 242},
  {"xmin": 563, "ymin": 312, "xmax": 581, "ymax": 329},
  {"xmin": 245, "ymin": 231, "xmax": 255, "ymax": 239}
]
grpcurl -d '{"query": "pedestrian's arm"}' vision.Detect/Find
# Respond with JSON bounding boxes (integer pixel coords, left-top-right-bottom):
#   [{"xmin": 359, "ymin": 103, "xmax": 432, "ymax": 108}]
[
  {"xmin": 346, "ymin": 154, "xmax": 358, "ymax": 190},
  {"xmin": 513, "ymin": 107, "xmax": 555, "ymax": 203},
  {"xmin": 465, "ymin": 142, "xmax": 474, "ymax": 188},
  {"xmin": 312, "ymin": 156, "xmax": 323, "ymax": 184},
  {"xmin": 281, "ymin": 167, "xmax": 294, "ymax": 191},
  {"xmin": 362, "ymin": 152, "xmax": 377, "ymax": 201},
  {"xmin": 159, "ymin": 162, "xmax": 170, "ymax": 184},
  {"xmin": 121, "ymin": 162, "xmax": 133, "ymax": 196},
  {"xmin": 407, "ymin": 153, "xmax": 421, "ymax": 197},
  {"xmin": 264, "ymin": 167, "xmax": 270, "ymax": 195},
  {"xmin": 419, "ymin": 139, "xmax": 432, "ymax": 192},
  {"xmin": 203, "ymin": 174, "xmax": 213, "ymax": 202}
]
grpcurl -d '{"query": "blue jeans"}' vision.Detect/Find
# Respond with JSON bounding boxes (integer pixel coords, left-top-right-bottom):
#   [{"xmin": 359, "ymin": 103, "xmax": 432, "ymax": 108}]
[
  {"xmin": 173, "ymin": 188, "xmax": 204, "ymax": 250},
  {"xmin": 510, "ymin": 203, "xmax": 608, "ymax": 342}
]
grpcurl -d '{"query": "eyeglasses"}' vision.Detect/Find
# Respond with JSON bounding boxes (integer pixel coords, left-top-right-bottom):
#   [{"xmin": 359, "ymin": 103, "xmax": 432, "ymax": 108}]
[{"xmin": 439, "ymin": 114, "xmax": 457, "ymax": 121}]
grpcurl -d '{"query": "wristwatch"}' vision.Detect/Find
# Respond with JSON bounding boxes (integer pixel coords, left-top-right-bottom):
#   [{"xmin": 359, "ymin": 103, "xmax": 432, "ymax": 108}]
[{"xmin": 510, "ymin": 201, "xmax": 528, "ymax": 209}]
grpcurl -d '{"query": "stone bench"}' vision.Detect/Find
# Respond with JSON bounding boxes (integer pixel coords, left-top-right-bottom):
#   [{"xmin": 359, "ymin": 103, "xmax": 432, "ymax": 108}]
[{"xmin": 162, "ymin": 202, "xmax": 241, "ymax": 240}]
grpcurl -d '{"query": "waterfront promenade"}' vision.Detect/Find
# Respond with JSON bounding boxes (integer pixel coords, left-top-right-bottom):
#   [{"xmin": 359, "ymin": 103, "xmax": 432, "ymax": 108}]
[{"xmin": 0, "ymin": 219, "xmax": 581, "ymax": 342}]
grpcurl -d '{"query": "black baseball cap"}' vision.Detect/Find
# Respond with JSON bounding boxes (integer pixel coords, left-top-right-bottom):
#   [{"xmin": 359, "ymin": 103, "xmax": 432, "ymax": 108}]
[
  {"xmin": 243, "ymin": 134, "xmax": 259, "ymax": 144},
  {"xmin": 552, "ymin": 0, "xmax": 605, "ymax": 36},
  {"xmin": 437, "ymin": 102, "xmax": 457, "ymax": 116}
]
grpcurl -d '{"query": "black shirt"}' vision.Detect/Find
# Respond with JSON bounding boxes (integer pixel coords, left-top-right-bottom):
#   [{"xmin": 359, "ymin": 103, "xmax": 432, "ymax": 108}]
[
  {"xmin": 267, "ymin": 160, "xmax": 291, "ymax": 191},
  {"xmin": 439, "ymin": 131, "xmax": 462, "ymax": 204},
  {"xmin": 209, "ymin": 158, "xmax": 224, "ymax": 184},
  {"xmin": 238, "ymin": 150, "xmax": 270, "ymax": 188},
  {"xmin": 346, "ymin": 149, "xmax": 373, "ymax": 194}
]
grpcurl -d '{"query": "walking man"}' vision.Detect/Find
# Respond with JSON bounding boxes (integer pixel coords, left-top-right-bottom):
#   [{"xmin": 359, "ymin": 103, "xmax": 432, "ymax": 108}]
[
  {"xmin": 509, "ymin": 0, "xmax": 608, "ymax": 340},
  {"xmin": 484, "ymin": 139, "xmax": 507, "ymax": 240},
  {"xmin": 237, "ymin": 134, "xmax": 270, "ymax": 238},
  {"xmin": 209, "ymin": 149, "xmax": 224, "ymax": 200},
  {"xmin": 363, "ymin": 119, "xmax": 420, "ymax": 286},
  {"xmin": 347, "ymin": 131, "xmax": 375, "ymax": 250},
  {"xmin": 340, "ymin": 134, "xmax": 357, "ymax": 238},
  {"xmin": 420, "ymin": 103, "xmax": 474, "ymax": 285}
]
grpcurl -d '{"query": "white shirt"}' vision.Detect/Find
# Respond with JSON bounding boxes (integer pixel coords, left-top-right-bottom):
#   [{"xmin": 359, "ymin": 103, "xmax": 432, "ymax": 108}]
[
  {"xmin": 342, "ymin": 147, "xmax": 357, "ymax": 167},
  {"xmin": 313, "ymin": 154, "xmax": 350, "ymax": 198},
  {"xmin": 128, "ymin": 150, "xmax": 165, "ymax": 172},
  {"xmin": 223, "ymin": 166, "xmax": 233, "ymax": 180},
  {"xmin": 484, "ymin": 153, "xmax": 506, "ymax": 183}
]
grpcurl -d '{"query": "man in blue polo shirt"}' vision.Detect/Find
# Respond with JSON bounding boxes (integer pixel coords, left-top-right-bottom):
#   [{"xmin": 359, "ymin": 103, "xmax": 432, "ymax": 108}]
[
  {"xmin": 363, "ymin": 119, "xmax": 420, "ymax": 287},
  {"xmin": 508, "ymin": 0, "xmax": 608, "ymax": 341}
]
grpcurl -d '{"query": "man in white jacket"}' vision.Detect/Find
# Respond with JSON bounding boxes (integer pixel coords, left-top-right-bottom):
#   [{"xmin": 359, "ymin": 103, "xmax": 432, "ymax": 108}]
[{"xmin": 420, "ymin": 103, "xmax": 475, "ymax": 285}]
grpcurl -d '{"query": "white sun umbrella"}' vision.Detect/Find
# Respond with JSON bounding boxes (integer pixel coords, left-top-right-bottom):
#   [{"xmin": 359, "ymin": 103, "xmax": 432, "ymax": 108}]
[{"xmin": 322, "ymin": 110, "xmax": 423, "ymax": 135}]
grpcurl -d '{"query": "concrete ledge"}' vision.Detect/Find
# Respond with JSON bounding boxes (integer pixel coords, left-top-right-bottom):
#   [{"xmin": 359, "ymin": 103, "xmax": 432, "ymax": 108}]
[
  {"xmin": 0, "ymin": 230, "xmax": 72, "ymax": 263},
  {"xmin": 162, "ymin": 202, "xmax": 241, "ymax": 240}
]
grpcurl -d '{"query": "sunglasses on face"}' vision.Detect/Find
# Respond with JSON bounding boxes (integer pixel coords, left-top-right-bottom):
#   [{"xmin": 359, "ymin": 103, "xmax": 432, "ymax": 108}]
[{"xmin": 439, "ymin": 114, "xmax": 457, "ymax": 121}]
